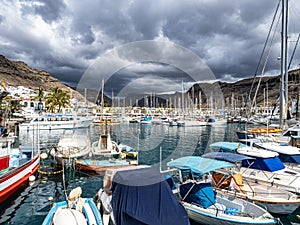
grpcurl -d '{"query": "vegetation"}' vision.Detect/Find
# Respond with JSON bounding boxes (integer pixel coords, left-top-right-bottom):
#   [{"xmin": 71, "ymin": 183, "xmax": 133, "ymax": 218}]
[{"xmin": 45, "ymin": 87, "xmax": 70, "ymax": 112}]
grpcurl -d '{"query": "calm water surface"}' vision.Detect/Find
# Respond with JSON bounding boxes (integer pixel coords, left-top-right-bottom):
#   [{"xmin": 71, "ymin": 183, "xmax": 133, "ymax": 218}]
[{"xmin": 0, "ymin": 123, "xmax": 299, "ymax": 225}]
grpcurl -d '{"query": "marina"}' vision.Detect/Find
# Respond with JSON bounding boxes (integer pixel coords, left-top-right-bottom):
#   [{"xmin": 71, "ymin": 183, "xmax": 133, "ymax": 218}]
[{"xmin": 0, "ymin": 122, "xmax": 300, "ymax": 224}]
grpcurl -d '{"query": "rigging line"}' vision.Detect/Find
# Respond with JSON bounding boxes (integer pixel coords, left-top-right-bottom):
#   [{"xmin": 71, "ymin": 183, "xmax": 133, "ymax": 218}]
[
  {"xmin": 251, "ymin": 8, "xmax": 282, "ymax": 110},
  {"xmin": 244, "ymin": 0, "xmax": 281, "ymax": 114},
  {"xmin": 288, "ymin": 33, "xmax": 300, "ymax": 70}
]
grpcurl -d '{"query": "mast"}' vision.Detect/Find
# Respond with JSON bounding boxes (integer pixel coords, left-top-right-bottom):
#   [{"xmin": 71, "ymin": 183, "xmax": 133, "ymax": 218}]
[{"xmin": 280, "ymin": 0, "xmax": 288, "ymax": 129}]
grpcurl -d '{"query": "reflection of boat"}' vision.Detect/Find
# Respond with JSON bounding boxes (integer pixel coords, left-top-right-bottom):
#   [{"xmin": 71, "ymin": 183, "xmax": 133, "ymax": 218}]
[
  {"xmin": 42, "ymin": 187, "xmax": 102, "ymax": 225},
  {"xmin": 203, "ymin": 152, "xmax": 300, "ymax": 215},
  {"xmin": 50, "ymin": 130, "xmax": 91, "ymax": 165},
  {"xmin": 96, "ymin": 166, "xmax": 190, "ymax": 225},
  {"xmin": 75, "ymin": 158, "xmax": 138, "ymax": 175},
  {"xmin": 166, "ymin": 156, "xmax": 277, "ymax": 225},
  {"xmin": 0, "ymin": 131, "xmax": 40, "ymax": 203},
  {"xmin": 19, "ymin": 114, "xmax": 93, "ymax": 131}
]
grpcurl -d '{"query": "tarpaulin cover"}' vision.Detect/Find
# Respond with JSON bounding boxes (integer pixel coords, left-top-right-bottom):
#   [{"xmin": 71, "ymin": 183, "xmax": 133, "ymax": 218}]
[
  {"xmin": 241, "ymin": 156, "xmax": 285, "ymax": 172},
  {"xmin": 111, "ymin": 167, "xmax": 190, "ymax": 225},
  {"xmin": 179, "ymin": 182, "xmax": 216, "ymax": 208}
]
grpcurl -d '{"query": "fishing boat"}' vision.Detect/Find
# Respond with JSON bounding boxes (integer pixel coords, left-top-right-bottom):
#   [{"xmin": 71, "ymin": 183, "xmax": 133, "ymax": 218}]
[
  {"xmin": 118, "ymin": 143, "xmax": 138, "ymax": 159},
  {"xmin": 0, "ymin": 129, "xmax": 40, "ymax": 204},
  {"xmin": 202, "ymin": 152, "xmax": 300, "ymax": 215},
  {"xmin": 75, "ymin": 157, "xmax": 138, "ymax": 175},
  {"xmin": 95, "ymin": 166, "xmax": 190, "ymax": 225},
  {"xmin": 50, "ymin": 130, "xmax": 91, "ymax": 165},
  {"xmin": 166, "ymin": 156, "xmax": 277, "ymax": 225},
  {"xmin": 91, "ymin": 132, "xmax": 121, "ymax": 157},
  {"xmin": 19, "ymin": 114, "xmax": 93, "ymax": 131},
  {"xmin": 42, "ymin": 187, "xmax": 103, "ymax": 225}
]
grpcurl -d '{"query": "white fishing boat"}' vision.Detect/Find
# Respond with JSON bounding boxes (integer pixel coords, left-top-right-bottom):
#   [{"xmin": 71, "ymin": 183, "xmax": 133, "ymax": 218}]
[
  {"xmin": 50, "ymin": 130, "xmax": 91, "ymax": 165},
  {"xmin": 0, "ymin": 134, "xmax": 40, "ymax": 203},
  {"xmin": 91, "ymin": 132, "xmax": 121, "ymax": 157},
  {"xmin": 166, "ymin": 156, "xmax": 277, "ymax": 225},
  {"xmin": 19, "ymin": 114, "xmax": 93, "ymax": 131},
  {"xmin": 202, "ymin": 152, "xmax": 300, "ymax": 215},
  {"xmin": 42, "ymin": 187, "xmax": 103, "ymax": 225}
]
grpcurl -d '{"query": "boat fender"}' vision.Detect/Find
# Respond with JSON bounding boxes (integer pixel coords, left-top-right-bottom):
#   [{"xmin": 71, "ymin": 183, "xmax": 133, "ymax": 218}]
[
  {"xmin": 41, "ymin": 152, "xmax": 48, "ymax": 160},
  {"xmin": 29, "ymin": 175, "xmax": 36, "ymax": 182}
]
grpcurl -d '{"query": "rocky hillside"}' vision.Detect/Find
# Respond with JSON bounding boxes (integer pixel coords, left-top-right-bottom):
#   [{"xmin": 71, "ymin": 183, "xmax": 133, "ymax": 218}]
[
  {"xmin": 0, "ymin": 55, "xmax": 84, "ymax": 101},
  {"xmin": 1, "ymin": 54, "xmax": 299, "ymax": 108},
  {"xmin": 189, "ymin": 69, "xmax": 300, "ymax": 109}
]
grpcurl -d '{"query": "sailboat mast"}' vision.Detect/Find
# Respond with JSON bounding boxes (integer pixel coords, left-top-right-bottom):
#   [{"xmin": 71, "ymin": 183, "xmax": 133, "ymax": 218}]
[{"xmin": 280, "ymin": 0, "xmax": 288, "ymax": 128}]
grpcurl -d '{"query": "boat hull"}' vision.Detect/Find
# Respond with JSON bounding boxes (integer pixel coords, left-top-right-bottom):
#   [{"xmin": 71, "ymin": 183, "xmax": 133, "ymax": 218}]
[
  {"xmin": 184, "ymin": 203, "xmax": 276, "ymax": 225},
  {"xmin": 0, "ymin": 154, "xmax": 40, "ymax": 203},
  {"xmin": 42, "ymin": 199, "xmax": 102, "ymax": 225},
  {"xmin": 75, "ymin": 159, "xmax": 137, "ymax": 174}
]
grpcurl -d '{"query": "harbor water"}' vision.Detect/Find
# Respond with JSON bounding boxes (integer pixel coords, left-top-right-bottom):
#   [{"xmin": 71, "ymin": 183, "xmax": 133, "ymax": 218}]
[{"xmin": 0, "ymin": 122, "xmax": 299, "ymax": 225}]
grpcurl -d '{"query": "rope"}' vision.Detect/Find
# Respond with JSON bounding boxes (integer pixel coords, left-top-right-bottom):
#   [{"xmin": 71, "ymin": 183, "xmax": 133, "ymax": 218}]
[{"xmin": 38, "ymin": 165, "xmax": 64, "ymax": 175}]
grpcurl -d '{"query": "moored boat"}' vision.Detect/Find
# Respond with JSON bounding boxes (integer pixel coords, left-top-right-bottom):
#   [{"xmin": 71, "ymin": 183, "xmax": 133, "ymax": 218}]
[
  {"xmin": 95, "ymin": 166, "xmax": 190, "ymax": 225},
  {"xmin": 0, "ymin": 133, "xmax": 40, "ymax": 203},
  {"xmin": 166, "ymin": 156, "xmax": 277, "ymax": 225},
  {"xmin": 203, "ymin": 152, "xmax": 300, "ymax": 215},
  {"xmin": 50, "ymin": 130, "xmax": 91, "ymax": 165},
  {"xmin": 42, "ymin": 187, "xmax": 103, "ymax": 225},
  {"xmin": 19, "ymin": 114, "xmax": 93, "ymax": 131}
]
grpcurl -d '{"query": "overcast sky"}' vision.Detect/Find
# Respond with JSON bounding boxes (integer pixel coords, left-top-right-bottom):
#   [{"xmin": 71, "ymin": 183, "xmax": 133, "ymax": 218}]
[{"xmin": 1, "ymin": 0, "xmax": 300, "ymax": 98}]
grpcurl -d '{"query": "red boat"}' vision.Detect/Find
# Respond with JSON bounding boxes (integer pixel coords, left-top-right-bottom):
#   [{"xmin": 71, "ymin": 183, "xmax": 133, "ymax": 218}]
[{"xmin": 0, "ymin": 135, "xmax": 40, "ymax": 204}]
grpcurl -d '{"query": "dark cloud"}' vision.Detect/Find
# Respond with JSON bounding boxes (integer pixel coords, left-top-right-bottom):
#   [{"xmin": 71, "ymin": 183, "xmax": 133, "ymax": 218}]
[
  {"xmin": 1, "ymin": 0, "xmax": 300, "ymax": 91},
  {"xmin": 20, "ymin": 0, "xmax": 66, "ymax": 23}
]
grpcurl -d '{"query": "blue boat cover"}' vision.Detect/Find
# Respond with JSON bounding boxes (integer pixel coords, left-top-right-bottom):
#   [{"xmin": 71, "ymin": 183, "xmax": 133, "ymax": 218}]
[
  {"xmin": 241, "ymin": 156, "xmax": 285, "ymax": 172},
  {"xmin": 202, "ymin": 152, "xmax": 254, "ymax": 163},
  {"xmin": 210, "ymin": 142, "xmax": 246, "ymax": 152},
  {"xmin": 111, "ymin": 167, "xmax": 190, "ymax": 225},
  {"xmin": 279, "ymin": 154, "xmax": 300, "ymax": 164},
  {"xmin": 179, "ymin": 182, "xmax": 215, "ymax": 208},
  {"xmin": 167, "ymin": 156, "xmax": 234, "ymax": 176}
]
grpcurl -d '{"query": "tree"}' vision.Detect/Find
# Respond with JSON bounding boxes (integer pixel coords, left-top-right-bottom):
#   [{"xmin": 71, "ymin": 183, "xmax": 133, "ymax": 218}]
[
  {"xmin": 35, "ymin": 86, "xmax": 45, "ymax": 110},
  {"xmin": 45, "ymin": 87, "xmax": 70, "ymax": 113}
]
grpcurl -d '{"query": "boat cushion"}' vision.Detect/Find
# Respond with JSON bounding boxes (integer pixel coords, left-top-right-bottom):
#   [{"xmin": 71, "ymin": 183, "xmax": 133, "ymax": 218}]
[{"xmin": 179, "ymin": 182, "xmax": 216, "ymax": 208}]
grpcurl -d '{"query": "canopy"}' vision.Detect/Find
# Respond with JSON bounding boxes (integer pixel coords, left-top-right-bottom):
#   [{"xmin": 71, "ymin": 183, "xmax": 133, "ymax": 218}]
[
  {"xmin": 202, "ymin": 152, "xmax": 254, "ymax": 163},
  {"xmin": 167, "ymin": 156, "xmax": 234, "ymax": 176},
  {"xmin": 111, "ymin": 167, "xmax": 190, "ymax": 225},
  {"xmin": 210, "ymin": 142, "xmax": 246, "ymax": 152}
]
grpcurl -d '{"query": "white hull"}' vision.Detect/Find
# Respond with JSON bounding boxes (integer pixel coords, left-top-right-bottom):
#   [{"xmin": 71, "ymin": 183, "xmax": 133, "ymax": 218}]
[
  {"xmin": 182, "ymin": 194, "xmax": 276, "ymax": 225},
  {"xmin": 19, "ymin": 117, "xmax": 93, "ymax": 131},
  {"xmin": 240, "ymin": 167, "xmax": 300, "ymax": 194}
]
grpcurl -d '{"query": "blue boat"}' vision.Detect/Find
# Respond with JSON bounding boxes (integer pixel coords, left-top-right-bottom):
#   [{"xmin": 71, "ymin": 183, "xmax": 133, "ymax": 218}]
[
  {"xmin": 42, "ymin": 187, "xmax": 103, "ymax": 225},
  {"xmin": 98, "ymin": 166, "xmax": 190, "ymax": 225},
  {"xmin": 167, "ymin": 156, "xmax": 277, "ymax": 225}
]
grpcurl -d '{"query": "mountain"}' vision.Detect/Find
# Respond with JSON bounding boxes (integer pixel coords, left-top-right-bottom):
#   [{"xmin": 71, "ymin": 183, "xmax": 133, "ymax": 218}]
[
  {"xmin": 188, "ymin": 69, "xmax": 300, "ymax": 109},
  {"xmin": 0, "ymin": 55, "xmax": 85, "ymax": 101},
  {"xmin": 1, "ymin": 54, "xmax": 299, "ymax": 110}
]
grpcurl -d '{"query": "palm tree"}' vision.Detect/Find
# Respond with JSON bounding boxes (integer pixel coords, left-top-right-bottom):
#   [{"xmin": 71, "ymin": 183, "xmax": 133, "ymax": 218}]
[
  {"xmin": 45, "ymin": 87, "xmax": 70, "ymax": 113},
  {"xmin": 35, "ymin": 86, "xmax": 45, "ymax": 110}
]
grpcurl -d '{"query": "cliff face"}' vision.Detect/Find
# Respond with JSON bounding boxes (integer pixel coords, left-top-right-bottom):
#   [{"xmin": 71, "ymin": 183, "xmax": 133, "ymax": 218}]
[{"xmin": 0, "ymin": 55, "xmax": 84, "ymax": 100}]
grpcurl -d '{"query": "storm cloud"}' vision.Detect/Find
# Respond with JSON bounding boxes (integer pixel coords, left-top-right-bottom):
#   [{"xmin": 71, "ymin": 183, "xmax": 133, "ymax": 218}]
[{"xmin": 0, "ymin": 0, "xmax": 299, "ymax": 94}]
